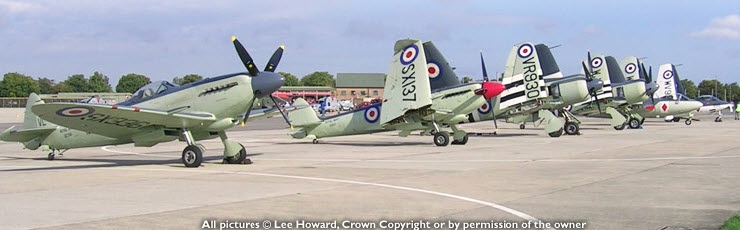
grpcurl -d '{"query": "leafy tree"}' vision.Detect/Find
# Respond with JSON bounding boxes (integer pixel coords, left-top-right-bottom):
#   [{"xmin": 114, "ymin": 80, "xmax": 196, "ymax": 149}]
[
  {"xmin": 697, "ymin": 79, "xmax": 722, "ymax": 98},
  {"xmin": 63, "ymin": 74, "xmax": 89, "ymax": 92},
  {"xmin": 89, "ymin": 71, "xmax": 112, "ymax": 92},
  {"xmin": 460, "ymin": 76, "xmax": 474, "ymax": 83},
  {"xmin": 51, "ymin": 82, "xmax": 71, "ymax": 94},
  {"xmin": 0, "ymin": 72, "xmax": 40, "ymax": 97},
  {"xmin": 173, "ymin": 74, "xmax": 203, "ymax": 85},
  {"xmin": 679, "ymin": 79, "xmax": 698, "ymax": 98},
  {"xmin": 722, "ymin": 83, "xmax": 740, "ymax": 102},
  {"xmin": 116, "ymin": 73, "xmax": 151, "ymax": 93},
  {"xmin": 301, "ymin": 71, "xmax": 335, "ymax": 87},
  {"xmin": 37, "ymin": 77, "xmax": 55, "ymax": 94},
  {"xmin": 280, "ymin": 72, "xmax": 301, "ymax": 86}
]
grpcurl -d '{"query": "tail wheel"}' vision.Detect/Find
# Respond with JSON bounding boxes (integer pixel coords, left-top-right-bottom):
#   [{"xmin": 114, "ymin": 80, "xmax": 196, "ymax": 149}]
[
  {"xmin": 613, "ymin": 123, "xmax": 626, "ymax": 130},
  {"xmin": 433, "ymin": 131, "xmax": 450, "ymax": 146},
  {"xmin": 548, "ymin": 128, "xmax": 563, "ymax": 138},
  {"xmin": 182, "ymin": 145, "xmax": 203, "ymax": 168},
  {"xmin": 628, "ymin": 118, "xmax": 641, "ymax": 129},
  {"xmin": 564, "ymin": 122, "xmax": 579, "ymax": 135},
  {"xmin": 451, "ymin": 134, "xmax": 469, "ymax": 145},
  {"xmin": 519, "ymin": 124, "xmax": 525, "ymax": 129},
  {"xmin": 225, "ymin": 144, "xmax": 247, "ymax": 164}
]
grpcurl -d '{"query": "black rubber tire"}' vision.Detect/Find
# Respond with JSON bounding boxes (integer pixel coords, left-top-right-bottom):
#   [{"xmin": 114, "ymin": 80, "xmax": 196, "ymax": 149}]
[
  {"xmin": 47, "ymin": 152, "xmax": 55, "ymax": 161},
  {"xmin": 685, "ymin": 119, "xmax": 692, "ymax": 125},
  {"xmin": 433, "ymin": 131, "xmax": 450, "ymax": 146},
  {"xmin": 225, "ymin": 144, "xmax": 247, "ymax": 164},
  {"xmin": 519, "ymin": 124, "xmax": 525, "ymax": 129},
  {"xmin": 451, "ymin": 134, "xmax": 469, "ymax": 145},
  {"xmin": 628, "ymin": 118, "xmax": 640, "ymax": 129},
  {"xmin": 548, "ymin": 128, "xmax": 563, "ymax": 137},
  {"xmin": 673, "ymin": 117, "xmax": 681, "ymax": 122},
  {"xmin": 182, "ymin": 145, "xmax": 203, "ymax": 168},
  {"xmin": 312, "ymin": 139, "xmax": 319, "ymax": 144},
  {"xmin": 564, "ymin": 122, "xmax": 579, "ymax": 135},
  {"xmin": 614, "ymin": 123, "xmax": 626, "ymax": 130}
]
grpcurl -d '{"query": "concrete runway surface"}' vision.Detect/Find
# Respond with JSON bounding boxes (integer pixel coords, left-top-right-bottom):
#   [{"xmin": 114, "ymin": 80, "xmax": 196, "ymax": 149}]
[{"xmin": 0, "ymin": 112, "xmax": 738, "ymax": 230}]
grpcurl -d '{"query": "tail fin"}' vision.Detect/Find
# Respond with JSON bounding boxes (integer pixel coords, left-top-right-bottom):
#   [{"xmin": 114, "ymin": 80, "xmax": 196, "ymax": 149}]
[
  {"xmin": 655, "ymin": 64, "xmax": 677, "ymax": 99},
  {"xmin": 620, "ymin": 56, "xmax": 640, "ymax": 81},
  {"xmin": 380, "ymin": 39, "xmax": 433, "ymax": 125},
  {"xmin": 422, "ymin": 41, "xmax": 460, "ymax": 90},
  {"xmin": 533, "ymin": 44, "xmax": 563, "ymax": 79},
  {"xmin": 604, "ymin": 56, "xmax": 626, "ymax": 84},
  {"xmin": 287, "ymin": 98, "xmax": 321, "ymax": 127},
  {"xmin": 23, "ymin": 93, "xmax": 46, "ymax": 128},
  {"xmin": 499, "ymin": 42, "xmax": 549, "ymax": 109}
]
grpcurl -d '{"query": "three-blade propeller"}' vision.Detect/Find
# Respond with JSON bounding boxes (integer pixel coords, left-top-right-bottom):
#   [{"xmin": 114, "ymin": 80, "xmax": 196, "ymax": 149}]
[
  {"xmin": 480, "ymin": 51, "xmax": 499, "ymax": 134},
  {"xmin": 231, "ymin": 36, "xmax": 292, "ymax": 128},
  {"xmin": 583, "ymin": 51, "xmax": 603, "ymax": 113}
]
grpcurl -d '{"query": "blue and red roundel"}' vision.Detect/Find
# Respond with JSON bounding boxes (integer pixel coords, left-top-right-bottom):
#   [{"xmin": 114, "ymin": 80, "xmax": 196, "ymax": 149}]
[
  {"xmin": 400, "ymin": 44, "xmax": 419, "ymax": 65},
  {"xmin": 517, "ymin": 44, "xmax": 534, "ymax": 58},
  {"xmin": 477, "ymin": 101, "xmax": 492, "ymax": 114},
  {"xmin": 364, "ymin": 105, "xmax": 380, "ymax": 123},
  {"xmin": 56, "ymin": 107, "xmax": 95, "ymax": 117}
]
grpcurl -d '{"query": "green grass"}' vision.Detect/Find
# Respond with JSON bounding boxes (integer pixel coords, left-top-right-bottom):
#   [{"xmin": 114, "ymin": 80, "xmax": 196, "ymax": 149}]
[{"xmin": 721, "ymin": 214, "xmax": 740, "ymax": 230}]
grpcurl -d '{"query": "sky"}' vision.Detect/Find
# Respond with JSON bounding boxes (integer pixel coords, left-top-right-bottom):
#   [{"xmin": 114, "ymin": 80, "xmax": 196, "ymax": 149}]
[{"xmin": 1, "ymin": 0, "xmax": 739, "ymax": 88}]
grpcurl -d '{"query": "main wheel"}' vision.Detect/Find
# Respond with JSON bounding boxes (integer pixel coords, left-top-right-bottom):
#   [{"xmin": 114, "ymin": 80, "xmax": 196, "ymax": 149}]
[
  {"xmin": 564, "ymin": 122, "xmax": 579, "ymax": 135},
  {"xmin": 225, "ymin": 144, "xmax": 247, "ymax": 164},
  {"xmin": 433, "ymin": 131, "xmax": 450, "ymax": 146},
  {"xmin": 548, "ymin": 128, "xmax": 563, "ymax": 137},
  {"xmin": 685, "ymin": 119, "xmax": 692, "ymax": 125},
  {"xmin": 47, "ymin": 152, "xmax": 55, "ymax": 161},
  {"xmin": 519, "ymin": 124, "xmax": 525, "ymax": 129},
  {"xmin": 628, "ymin": 118, "xmax": 641, "ymax": 129},
  {"xmin": 451, "ymin": 134, "xmax": 469, "ymax": 145},
  {"xmin": 613, "ymin": 123, "xmax": 626, "ymax": 130},
  {"xmin": 182, "ymin": 145, "xmax": 203, "ymax": 168},
  {"xmin": 312, "ymin": 139, "xmax": 319, "ymax": 144},
  {"xmin": 672, "ymin": 117, "xmax": 681, "ymax": 122}
]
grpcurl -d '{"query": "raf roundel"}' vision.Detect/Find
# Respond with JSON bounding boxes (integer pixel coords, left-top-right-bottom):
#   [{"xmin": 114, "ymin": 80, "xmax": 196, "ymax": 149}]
[
  {"xmin": 427, "ymin": 62, "xmax": 441, "ymax": 79},
  {"xmin": 563, "ymin": 105, "xmax": 573, "ymax": 112},
  {"xmin": 56, "ymin": 107, "xmax": 95, "ymax": 117},
  {"xmin": 517, "ymin": 44, "xmax": 534, "ymax": 58},
  {"xmin": 400, "ymin": 44, "xmax": 419, "ymax": 65},
  {"xmin": 591, "ymin": 57, "xmax": 603, "ymax": 69},
  {"xmin": 364, "ymin": 105, "xmax": 380, "ymax": 123},
  {"xmin": 663, "ymin": 70, "xmax": 673, "ymax": 79},
  {"xmin": 624, "ymin": 63, "xmax": 637, "ymax": 74},
  {"xmin": 477, "ymin": 101, "xmax": 492, "ymax": 114}
]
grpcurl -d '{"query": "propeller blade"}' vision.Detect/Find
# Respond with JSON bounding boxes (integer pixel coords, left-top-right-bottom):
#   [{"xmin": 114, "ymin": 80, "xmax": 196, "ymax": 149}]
[
  {"xmin": 593, "ymin": 92, "xmax": 601, "ymax": 114},
  {"xmin": 241, "ymin": 96, "xmax": 258, "ymax": 125},
  {"xmin": 587, "ymin": 50, "xmax": 594, "ymax": 73},
  {"xmin": 491, "ymin": 100, "xmax": 499, "ymax": 135},
  {"xmin": 270, "ymin": 95, "xmax": 293, "ymax": 129},
  {"xmin": 264, "ymin": 45, "xmax": 285, "ymax": 72},
  {"xmin": 232, "ymin": 36, "xmax": 260, "ymax": 76},
  {"xmin": 480, "ymin": 51, "xmax": 489, "ymax": 82},
  {"xmin": 648, "ymin": 65, "xmax": 653, "ymax": 83},
  {"xmin": 582, "ymin": 61, "xmax": 592, "ymax": 81}
]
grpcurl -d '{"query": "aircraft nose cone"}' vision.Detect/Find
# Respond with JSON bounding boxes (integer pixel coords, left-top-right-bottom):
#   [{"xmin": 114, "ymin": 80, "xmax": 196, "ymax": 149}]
[
  {"xmin": 252, "ymin": 73, "xmax": 285, "ymax": 98},
  {"xmin": 479, "ymin": 81, "xmax": 506, "ymax": 100},
  {"xmin": 587, "ymin": 79, "xmax": 604, "ymax": 92}
]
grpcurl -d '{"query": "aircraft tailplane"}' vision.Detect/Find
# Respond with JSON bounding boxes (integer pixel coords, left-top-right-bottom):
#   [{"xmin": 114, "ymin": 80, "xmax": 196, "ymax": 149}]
[
  {"xmin": 287, "ymin": 98, "xmax": 321, "ymax": 127},
  {"xmin": 24, "ymin": 93, "xmax": 46, "ymax": 129}
]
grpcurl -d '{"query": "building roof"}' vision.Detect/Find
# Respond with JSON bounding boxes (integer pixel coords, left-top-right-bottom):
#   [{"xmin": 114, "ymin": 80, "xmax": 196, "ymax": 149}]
[
  {"xmin": 279, "ymin": 86, "xmax": 334, "ymax": 91},
  {"xmin": 335, "ymin": 73, "xmax": 385, "ymax": 88}
]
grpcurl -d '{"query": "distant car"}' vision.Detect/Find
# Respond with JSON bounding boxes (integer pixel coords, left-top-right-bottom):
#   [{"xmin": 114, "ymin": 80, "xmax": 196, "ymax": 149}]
[{"xmin": 339, "ymin": 100, "xmax": 355, "ymax": 111}]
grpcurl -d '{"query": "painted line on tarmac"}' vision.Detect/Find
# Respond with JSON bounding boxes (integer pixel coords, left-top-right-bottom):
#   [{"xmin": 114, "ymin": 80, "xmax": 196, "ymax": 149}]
[
  {"xmin": 100, "ymin": 146, "xmax": 174, "ymax": 158},
  {"xmin": 105, "ymin": 167, "xmax": 554, "ymax": 230},
  {"xmin": 257, "ymin": 155, "xmax": 740, "ymax": 163}
]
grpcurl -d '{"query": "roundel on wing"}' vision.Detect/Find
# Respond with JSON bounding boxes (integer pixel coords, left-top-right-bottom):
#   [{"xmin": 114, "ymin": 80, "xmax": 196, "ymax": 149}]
[
  {"xmin": 56, "ymin": 107, "xmax": 95, "ymax": 117},
  {"xmin": 563, "ymin": 105, "xmax": 573, "ymax": 112},
  {"xmin": 662, "ymin": 70, "xmax": 673, "ymax": 79},
  {"xmin": 517, "ymin": 44, "xmax": 534, "ymax": 58},
  {"xmin": 624, "ymin": 63, "xmax": 637, "ymax": 74},
  {"xmin": 591, "ymin": 57, "xmax": 603, "ymax": 69},
  {"xmin": 400, "ymin": 44, "xmax": 419, "ymax": 65},
  {"xmin": 477, "ymin": 101, "xmax": 492, "ymax": 114},
  {"xmin": 427, "ymin": 62, "xmax": 441, "ymax": 80},
  {"xmin": 364, "ymin": 105, "xmax": 380, "ymax": 123}
]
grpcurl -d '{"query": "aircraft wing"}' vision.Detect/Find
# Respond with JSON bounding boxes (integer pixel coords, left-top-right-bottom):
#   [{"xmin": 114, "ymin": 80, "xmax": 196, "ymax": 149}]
[
  {"xmin": 0, "ymin": 126, "xmax": 57, "ymax": 142},
  {"xmin": 31, "ymin": 103, "xmax": 217, "ymax": 138},
  {"xmin": 380, "ymin": 39, "xmax": 433, "ymax": 125}
]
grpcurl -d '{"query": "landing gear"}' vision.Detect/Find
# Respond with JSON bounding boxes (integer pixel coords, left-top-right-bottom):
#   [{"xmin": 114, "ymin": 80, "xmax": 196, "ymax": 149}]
[
  {"xmin": 614, "ymin": 123, "xmax": 626, "ymax": 130},
  {"xmin": 433, "ymin": 131, "xmax": 450, "ymax": 146},
  {"xmin": 548, "ymin": 128, "xmax": 563, "ymax": 137},
  {"xmin": 47, "ymin": 152, "xmax": 55, "ymax": 160},
  {"xmin": 224, "ymin": 144, "xmax": 247, "ymax": 164},
  {"xmin": 715, "ymin": 116, "xmax": 723, "ymax": 122},
  {"xmin": 672, "ymin": 117, "xmax": 681, "ymax": 122},
  {"xmin": 685, "ymin": 119, "xmax": 692, "ymax": 125},
  {"xmin": 182, "ymin": 145, "xmax": 204, "ymax": 168},
  {"xmin": 451, "ymin": 133, "xmax": 469, "ymax": 145},
  {"xmin": 312, "ymin": 139, "xmax": 319, "ymax": 144},
  {"xmin": 628, "ymin": 118, "xmax": 641, "ymax": 129},
  {"xmin": 519, "ymin": 124, "xmax": 525, "ymax": 129},
  {"xmin": 564, "ymin": 122, "xmax": 579, "ymax": 135}
]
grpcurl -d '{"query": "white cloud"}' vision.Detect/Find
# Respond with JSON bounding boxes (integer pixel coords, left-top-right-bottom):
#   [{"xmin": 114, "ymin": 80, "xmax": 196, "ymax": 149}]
[
  {"xmin": 690, "ymin": 14, "xmax": 740, "ymax": 40},
  {"xmin": 0, "ymin": 1, "xmax": 41, "ymax": 14}
]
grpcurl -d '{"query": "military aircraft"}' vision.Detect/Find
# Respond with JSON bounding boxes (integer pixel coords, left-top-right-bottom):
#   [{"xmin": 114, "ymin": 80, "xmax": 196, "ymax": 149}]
[
  {"xmin": 567, "ymin": 53, "xmax": 649, "ymax": 130},
  {"xmin": 287, "ymin": 39, "xmax": 505, "ymax": 146},
  {"xmin": 630, "ymin": 62, "xmax": 703, "ymax": 125},
  {"xmin": 466, "ymin": 42, "xmax": 600, "ymax": 137},
  {"xmin": 3, "ymin": 37, "xmax": 286, "ymax": 167}
]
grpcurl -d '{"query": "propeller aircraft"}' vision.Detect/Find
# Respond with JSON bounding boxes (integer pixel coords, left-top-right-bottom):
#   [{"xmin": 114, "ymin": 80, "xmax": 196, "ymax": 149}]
[
  {"xmin": 631, "ymin": 63, "xmax": 703, "ymax": 125},
  {"xmin": 287, "ymin": 39, "xmax": 505, "ymax": 146},
  {"xmin": 2, "ymin": 37, "xmax": 287, "ymax": 168}
]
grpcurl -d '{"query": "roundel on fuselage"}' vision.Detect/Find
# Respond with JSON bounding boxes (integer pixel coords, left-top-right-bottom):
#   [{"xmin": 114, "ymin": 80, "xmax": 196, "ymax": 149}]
[
  {"xmin": 364, "ymin": 105, "xmax": 380, "ymax": 123},
  {"xmin": 477, "ymin": 101, "xmax": 492, "ymax": 114}
]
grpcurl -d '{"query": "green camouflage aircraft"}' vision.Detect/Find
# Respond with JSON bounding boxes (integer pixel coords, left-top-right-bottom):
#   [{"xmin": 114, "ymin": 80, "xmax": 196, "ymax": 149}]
[
  {"xmin": 466, "ymin": 42, "xmax": 602, "ymax": 137},
  {"xmin": 287, "ymin": 39, "xmax": 505, "ymax": 146},
  {"xmin": 630, "ymin": 61, "xmax": 702, "ymax": 124},
  {"xmin": 0, "ymin": 37, "xmax": 287, "ymax": 167}
]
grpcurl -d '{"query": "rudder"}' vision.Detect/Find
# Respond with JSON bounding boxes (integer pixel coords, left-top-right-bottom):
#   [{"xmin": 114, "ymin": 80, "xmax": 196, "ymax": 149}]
[{"xmin": 23, "ymin": 93, "xmax": 46, "ymax": 129}]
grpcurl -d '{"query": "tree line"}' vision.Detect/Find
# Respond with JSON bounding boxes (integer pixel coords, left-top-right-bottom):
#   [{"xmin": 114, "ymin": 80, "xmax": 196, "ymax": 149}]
[{"xmin": 0, "ymin": 71, "xmax": 337, "ymax": 97}]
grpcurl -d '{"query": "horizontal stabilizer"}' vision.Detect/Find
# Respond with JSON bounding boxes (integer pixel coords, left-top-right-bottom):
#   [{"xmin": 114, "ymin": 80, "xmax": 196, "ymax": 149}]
[
  {"xmin": 287, "ymin": 98, "xmax": 321, "ymax": 128},
  {"xmin": 0, "ymin": 126, "xmax": 56, "ymax": 142}
]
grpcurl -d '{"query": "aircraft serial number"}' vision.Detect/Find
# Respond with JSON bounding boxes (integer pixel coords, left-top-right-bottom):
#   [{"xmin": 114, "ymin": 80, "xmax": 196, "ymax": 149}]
[
  {"xmin": 401, "ymin": 64, "xmax": 416, "ymax": 101},
  {"xmin": 80, "ymin": 113, "xmax": 150, "ymax": 129},
  {"xmin": 522, "ymin": 57, "xmax": 540, "ymax": 99}
]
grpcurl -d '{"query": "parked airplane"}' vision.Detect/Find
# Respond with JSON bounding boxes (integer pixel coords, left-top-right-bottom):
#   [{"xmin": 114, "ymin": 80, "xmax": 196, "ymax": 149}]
[
  {"xmin": 695, "ymin": 95, "xmax": 732, "ymax": 122},
  {"xmin": 630, "ymin": 62, "xmax": 702, "ymax": 125},
  {"xmin": 467, "ymin": 42, "xmax": 598, "ymax": 137},
  {"xmin": 287, "ymin": 39, "xmax": 505, "ymax": 146},
  {"xmin": 2, "ymin": 37, "xmax": 286, "ymax": 167}
]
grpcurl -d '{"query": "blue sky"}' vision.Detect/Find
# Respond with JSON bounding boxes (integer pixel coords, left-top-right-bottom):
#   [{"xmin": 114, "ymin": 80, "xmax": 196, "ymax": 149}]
[{"xmin": 1, "ymin": 0, "xmax": 739, "ymax": 88}]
